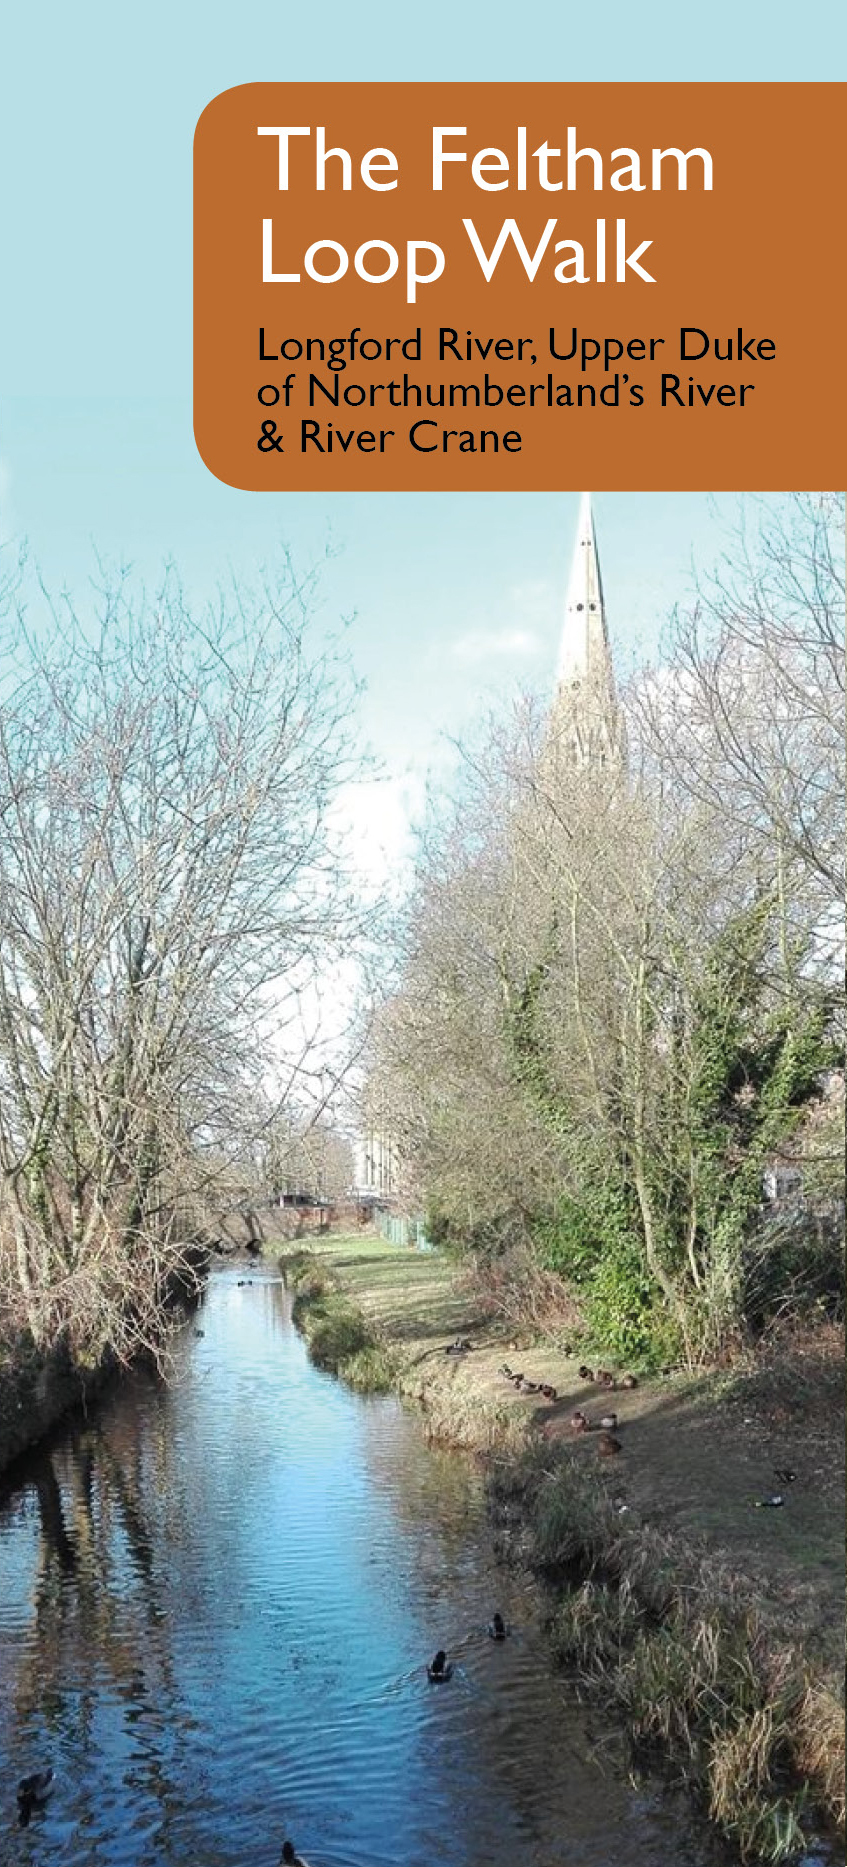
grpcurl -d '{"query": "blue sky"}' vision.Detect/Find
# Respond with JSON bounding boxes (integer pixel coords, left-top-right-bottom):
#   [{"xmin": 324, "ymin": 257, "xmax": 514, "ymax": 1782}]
[{"xmin": 2, "ymin": 1, "xmax": 845, "ymax": 874}]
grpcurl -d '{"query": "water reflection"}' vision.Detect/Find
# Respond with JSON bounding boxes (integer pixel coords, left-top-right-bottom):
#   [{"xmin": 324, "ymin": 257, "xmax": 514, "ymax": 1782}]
[{"xmin": 1, "ymin": 1270, "xmax": 732, "ymax": 1865}]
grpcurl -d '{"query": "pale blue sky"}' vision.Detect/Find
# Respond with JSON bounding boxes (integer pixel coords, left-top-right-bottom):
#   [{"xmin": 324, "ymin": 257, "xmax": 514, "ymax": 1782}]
[{"xmin": 1, "ymin": 2, "xmax": 844, "ymax": 871}]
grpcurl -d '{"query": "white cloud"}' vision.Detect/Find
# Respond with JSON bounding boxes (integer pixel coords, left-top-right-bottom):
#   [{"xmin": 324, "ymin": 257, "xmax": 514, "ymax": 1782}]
[{"xmin": 448, "ymin": 626, "xmax": 541, "ymax": 665}]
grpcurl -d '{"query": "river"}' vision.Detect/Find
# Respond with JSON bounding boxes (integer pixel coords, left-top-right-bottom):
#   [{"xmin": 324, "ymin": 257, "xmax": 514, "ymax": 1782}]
[{"xmin": 0, "ymin": 1266, "xmax": 743, "ymax": 1865}]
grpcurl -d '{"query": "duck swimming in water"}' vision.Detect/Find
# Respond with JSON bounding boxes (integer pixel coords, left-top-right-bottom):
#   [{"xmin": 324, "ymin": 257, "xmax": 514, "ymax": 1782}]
[
  {"xmin": 17, "ymin": 1768, "xmax": 54, "ymax": 1826},
  {"xmin": 280, "ymin": 1842, "xmax": 312, "ymax": 1866},
  {"xmin": 427, "ymin": 1649, "xmax": 454, "ymax": 1681},
  {"xmin": 488, "ymin": 1612, "xmax": 508, "ymax": 1640}
]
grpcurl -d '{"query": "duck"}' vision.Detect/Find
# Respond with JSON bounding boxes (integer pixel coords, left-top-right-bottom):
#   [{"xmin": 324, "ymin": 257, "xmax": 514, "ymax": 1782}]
[
  {"xmin": 618, "ymin": 1373, "xmax": 638, "ymax": 1389},
  {"xmin": 774, "ymin": 1468, "xmax": 796, "ymax": 1485},
  {"xmin": 17, "ymin": 1768, "xmax": 54, "ymax": 1826},
  {"xmin": 596, "ymin": 1412, "xmax": 618, "ymax": 1432},
  {"xmin": 597, "ymin": 1432, "xmax": 622, "ymax": 1457},
  {"xmin": 596, "ymin": 1368, "xmax": 616, "ymax": 1388},
  {"xmin": 570, "ymin": 1410, "xmax": 590, "ymax": 1433},
  {"xmin": 498, "ymin": 1363, "xmax": 514, "ymax": 1379},
  {"xmin": 509, "ymin": 1372, "xmax": 524, "ymax": 1386},
  {"xmin": 540, "ymin": 1384, "xmax": 557, "ymax": 1402},
  {"xmin": 578, "ymin": 1365, "xmax": 595, "ymax": 1382},
  {"xmin": 427, "ymin": 1649, "xmax": 454, "ymax": 1681},
  {"xmin": 280, "ymin": 1843, "xmax": 312, "ymax": 1867},
  {"xmin": 445, "ymin": 1337, "xmax": 472, "ymax": 1356},
  {"xmin": 488, "ymin": 1612, "xmax": 508, "ymax": 1640},
  {"xmin": 518, "ymin": 1379, "xmax": 541, "ymax": 1394}
]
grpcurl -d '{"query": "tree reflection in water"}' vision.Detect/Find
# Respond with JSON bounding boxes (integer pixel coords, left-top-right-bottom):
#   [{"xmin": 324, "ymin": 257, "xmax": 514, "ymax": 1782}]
[{"xmin": 0, "ymin": 1271, "xmax": 737, "ymax": 1867}]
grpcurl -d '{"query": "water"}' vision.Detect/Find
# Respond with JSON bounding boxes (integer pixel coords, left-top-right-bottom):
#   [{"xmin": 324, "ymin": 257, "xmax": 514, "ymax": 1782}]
[{"xmin": 0, "ymin": 1268, "xmax": 729, "ymax": 1865}]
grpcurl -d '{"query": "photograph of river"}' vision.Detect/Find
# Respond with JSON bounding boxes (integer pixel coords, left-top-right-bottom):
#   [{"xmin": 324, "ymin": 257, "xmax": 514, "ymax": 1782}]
[
  {"xmin": 0, "ymin": 481, "xmax": 842, "ymax": 1865},
  {"xmin": 2, "ymin": 0, "xmax": 845, "ymax": 1857},
  {"xmin": 0, "ymin": 1265, "xmax": 735, "ymax": 1867}
]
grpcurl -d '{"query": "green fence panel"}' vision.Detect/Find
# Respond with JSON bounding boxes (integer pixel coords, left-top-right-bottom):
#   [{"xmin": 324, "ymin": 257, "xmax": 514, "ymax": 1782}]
[{"xmin": 374, "ymin": 1208, "xmax": 432, "ymax": 1251}]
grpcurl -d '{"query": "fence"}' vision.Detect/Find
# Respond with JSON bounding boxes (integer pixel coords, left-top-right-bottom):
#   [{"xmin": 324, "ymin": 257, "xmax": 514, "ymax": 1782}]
[{"xmin": 374, "ymin": 1208, "xmax": 433, "ymax": 1252}]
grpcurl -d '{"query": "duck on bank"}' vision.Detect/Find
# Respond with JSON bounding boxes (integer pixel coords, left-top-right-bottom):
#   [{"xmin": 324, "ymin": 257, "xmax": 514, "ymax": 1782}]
[{"xmin": 284, "ymin": 1239, "xmax": 844, "ymax": 1863}]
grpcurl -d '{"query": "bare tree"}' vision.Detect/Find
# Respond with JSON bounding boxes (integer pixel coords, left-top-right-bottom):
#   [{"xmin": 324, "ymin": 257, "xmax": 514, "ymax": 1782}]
[
  {"xmin": 634, "ymin": 492, "xmax": 845, "ymax": 917},
  {"xmin": 0, "ymin": 552, "xmax": 369, "ymax": 1360},
  {"xmin": 370, "ymin": 565, "xmax": 840, "ymax": 1365}
]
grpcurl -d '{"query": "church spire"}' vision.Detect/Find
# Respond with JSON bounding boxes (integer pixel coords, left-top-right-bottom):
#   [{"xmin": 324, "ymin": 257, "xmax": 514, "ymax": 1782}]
[
  {"xmin": 556, "ymin": 491, "xmax": 609, "ymax": 687},
  {"xmin": 549, "ymin": 493, "xmax": 626, "ymax": 773}
]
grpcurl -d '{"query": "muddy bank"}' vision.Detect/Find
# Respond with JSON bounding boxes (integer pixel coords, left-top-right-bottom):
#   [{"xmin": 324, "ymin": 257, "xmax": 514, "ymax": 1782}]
[
  {"xmin": 282, "ymin": 1234, "xmax": 845, "ymax": 1865},
  {"xmin": 0, "ymin": 1343, "xmax": 112, "ymax": 1477},
  {"xmin": 0, "ymin": 1241, "xmax": 211, "ymax": 1478}
]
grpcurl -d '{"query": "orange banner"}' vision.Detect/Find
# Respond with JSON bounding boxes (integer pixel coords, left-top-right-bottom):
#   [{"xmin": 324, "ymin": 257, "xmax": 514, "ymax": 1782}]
[{"xmin": 194, "ymin": 83, "xmax": 845, "ymax": 490}]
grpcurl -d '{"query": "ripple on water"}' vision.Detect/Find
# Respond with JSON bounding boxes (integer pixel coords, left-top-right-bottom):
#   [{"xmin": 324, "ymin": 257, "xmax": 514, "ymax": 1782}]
[{"xmin": 0, "ymin": 1268, "xmax": 807, "ymax": 1867}]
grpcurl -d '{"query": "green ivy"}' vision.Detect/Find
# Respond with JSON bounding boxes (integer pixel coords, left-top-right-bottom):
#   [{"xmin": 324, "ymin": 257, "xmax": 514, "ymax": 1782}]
[
  {"xmin": 684, "ymin": 900, "xmax": 837, "ymax": 1319},
  {"xmin": 497, "ymin": 896, "xmax": 836, "ymax": 1361}
]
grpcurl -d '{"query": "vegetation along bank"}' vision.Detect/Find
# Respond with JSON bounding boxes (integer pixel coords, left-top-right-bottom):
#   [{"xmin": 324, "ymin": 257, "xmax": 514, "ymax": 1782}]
[{"xmin": 283, "ymin": 1231, "xmax": 845, "ymax": 1867}]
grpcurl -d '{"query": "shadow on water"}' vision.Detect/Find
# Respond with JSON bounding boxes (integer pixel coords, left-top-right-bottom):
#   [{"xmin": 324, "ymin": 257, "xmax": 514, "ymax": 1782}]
[{"xmin": 0, "ymin": 1270, "xmax": 817, "ymax": 1867}]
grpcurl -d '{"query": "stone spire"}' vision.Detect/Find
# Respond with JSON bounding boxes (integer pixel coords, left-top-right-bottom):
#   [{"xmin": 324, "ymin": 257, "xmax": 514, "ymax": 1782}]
[{"xmin": 548, "ymin": 493, "xmax": 626, "ymax": 773}]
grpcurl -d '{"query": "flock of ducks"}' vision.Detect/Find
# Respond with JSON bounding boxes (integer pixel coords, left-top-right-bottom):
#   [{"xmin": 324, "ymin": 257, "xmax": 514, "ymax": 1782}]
[
  {"xmin": 15, "ymin": 1769, "xmax": 314, "ymax": 1866},
  {"xmin": 15, "ymin": 1613, "xmax": 510, "ymax": 1859},
  {"xmin": 498, "ymin": 1362, "xmax": 559, "ymax": 1403},
  {"xmin": 578, "ymin": 1363, "xmax": 638, "ymax": 1391},
  {"xmin": 428, "ymin": 1611, "xmax": 510, "ymax": 1682},
  {"xmin": 571, "ymin": 1364, "xmax": 639, "ymax": 1456},
  {"xmin": 15, "ymin": 1330, "xmax": 636, "ymax": 1854},
  {"xmin": 495, "ymin": 1357, "xmax": 639, "ymax": 1458}
]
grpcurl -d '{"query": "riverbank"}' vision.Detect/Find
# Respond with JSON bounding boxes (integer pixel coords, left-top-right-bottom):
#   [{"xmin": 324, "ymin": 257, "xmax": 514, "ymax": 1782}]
[
  {"xmin": 0, "ymin": 1339, "xmax": 114, "ymax": 1477},
  {"xmin": 2, "ymin": 1260, "xmax": 722, "ymax": 1867},
  {"xmin": 0, "ymin": 1237, "xmax": 213, "ymax": 1479},
  {"xmin": 282, "ymin": 1231, "xmax": 845, "ymax": 1865}
]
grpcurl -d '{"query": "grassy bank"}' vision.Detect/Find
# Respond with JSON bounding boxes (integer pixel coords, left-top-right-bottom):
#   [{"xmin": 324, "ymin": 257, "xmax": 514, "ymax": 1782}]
[
  {"xmin": 282, "ymin": 1249, "xmax": 400, "ymax": 1393},
  {"xmin": 283, "ymin": 1230, "xmax": 845, "ymax": 1864},
  {"xmin": 490, "ymin": 1444, "xmax": 842, "ymax": 1863}
]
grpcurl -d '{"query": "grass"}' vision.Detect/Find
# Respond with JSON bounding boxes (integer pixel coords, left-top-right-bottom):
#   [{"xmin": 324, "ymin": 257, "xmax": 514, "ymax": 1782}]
[
  {"xmin": 490, "ymin": 1441, "xmax": 844, "ymax": 1863},
  {"xmin": 284, "ymin": 1233, "xmax": 531, "ymax": 1449},
  {"xmin": 278, "ymin": 1228, "xmax": 844, "ymax": 1863},
  {"xmin": 282, "ymin": 1246, "xmax": 399, "ymax": 1394}
]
